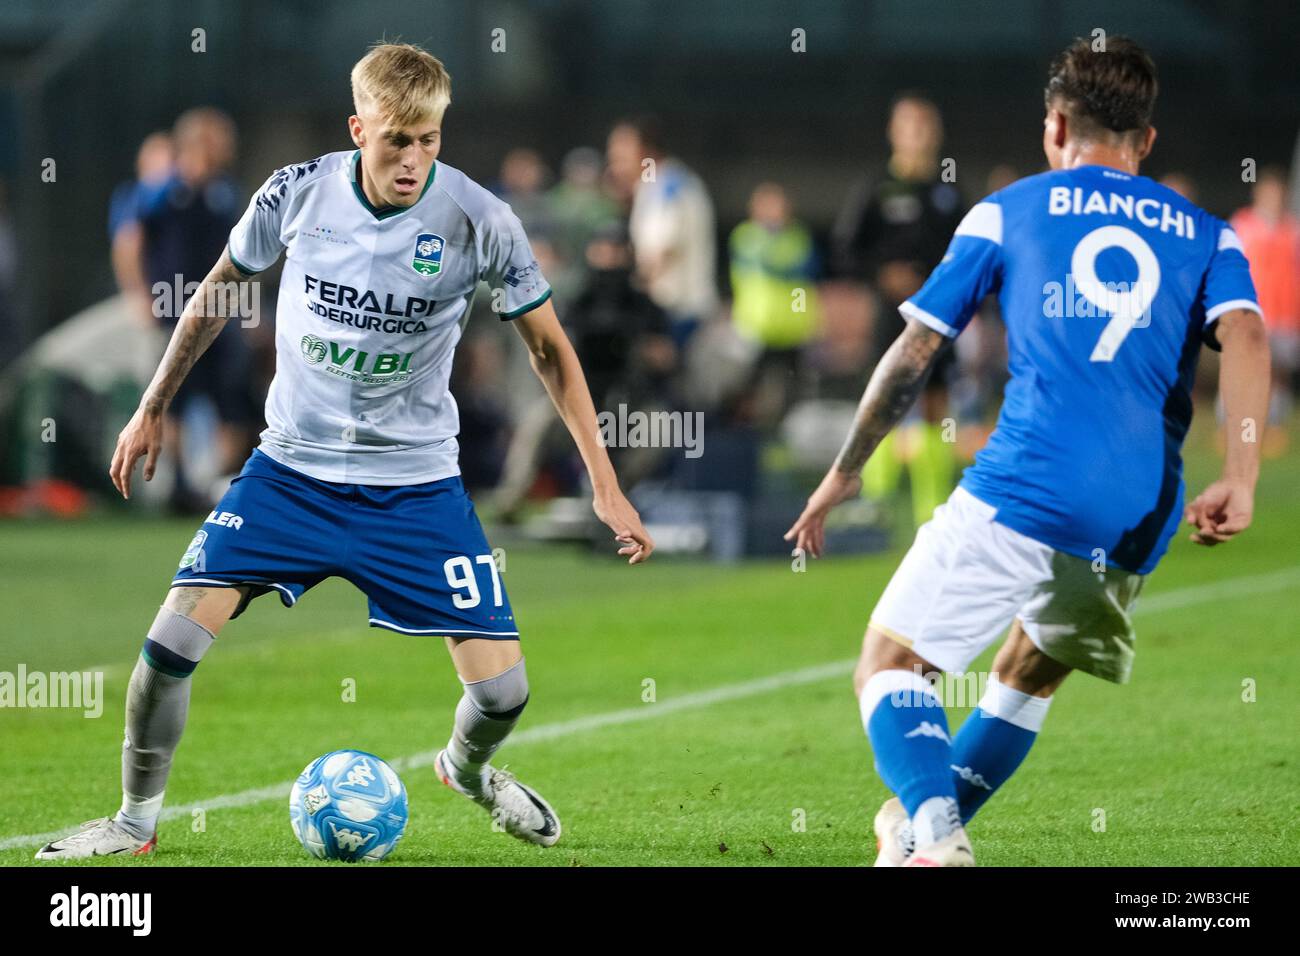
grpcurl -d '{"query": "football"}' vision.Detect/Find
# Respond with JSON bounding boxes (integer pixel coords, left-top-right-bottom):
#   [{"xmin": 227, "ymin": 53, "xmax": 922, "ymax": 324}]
[{"xmin": 289, "ymin": 750, "xmax": 409, "ymax": 862}]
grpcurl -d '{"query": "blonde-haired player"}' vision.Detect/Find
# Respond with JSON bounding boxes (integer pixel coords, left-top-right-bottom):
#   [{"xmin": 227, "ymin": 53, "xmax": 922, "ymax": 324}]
[{"xmin": 37, "ymin": 43, "xmax": 653, "ymax": 859}]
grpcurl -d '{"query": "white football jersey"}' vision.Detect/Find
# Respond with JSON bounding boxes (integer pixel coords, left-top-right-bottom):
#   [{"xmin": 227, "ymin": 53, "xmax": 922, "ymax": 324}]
[{"xmin": 228, "ymin": 149, "xmax": 550, "ymax": 484}]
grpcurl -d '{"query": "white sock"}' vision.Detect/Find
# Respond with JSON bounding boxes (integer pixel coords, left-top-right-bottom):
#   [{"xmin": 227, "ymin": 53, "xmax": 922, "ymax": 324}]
[
  {"xmin": 911, "ymin": 795, "xmax": 961, "ymax": 847},
  {"xmin": 116, "ymin": 790, "xmax": 164, "ymax": 840}
]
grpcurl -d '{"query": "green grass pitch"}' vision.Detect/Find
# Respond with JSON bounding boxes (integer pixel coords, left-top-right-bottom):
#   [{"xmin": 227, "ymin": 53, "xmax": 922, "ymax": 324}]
[{"xmin": 2, "ymin": 417, "xmax": 1298, "ymax": 866}]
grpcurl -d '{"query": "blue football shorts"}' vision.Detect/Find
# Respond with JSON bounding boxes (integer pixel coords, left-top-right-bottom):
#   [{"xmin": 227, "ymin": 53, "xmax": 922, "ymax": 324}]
[{"xmin": 170, "ymin": 449, "xmax": 518, "ymax": 638}]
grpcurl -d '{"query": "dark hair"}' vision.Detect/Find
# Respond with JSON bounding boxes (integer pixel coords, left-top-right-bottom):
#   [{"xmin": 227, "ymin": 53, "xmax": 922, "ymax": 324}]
[{"xmin": 1044, "ymin": 36, "xmax": 1157, "ymax": 141}]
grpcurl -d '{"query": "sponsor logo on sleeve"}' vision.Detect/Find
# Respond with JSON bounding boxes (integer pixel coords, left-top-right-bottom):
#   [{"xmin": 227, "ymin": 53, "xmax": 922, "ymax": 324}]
[{"xmin": 504, "ymin": 260, "xmax": 540, "ymax": 288}]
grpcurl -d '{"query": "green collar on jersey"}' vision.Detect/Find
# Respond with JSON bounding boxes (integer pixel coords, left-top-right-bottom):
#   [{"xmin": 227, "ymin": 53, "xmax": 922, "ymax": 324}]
[{"xmin": 350, "ymin": 150, "xmax": 436, "ymax": 220}]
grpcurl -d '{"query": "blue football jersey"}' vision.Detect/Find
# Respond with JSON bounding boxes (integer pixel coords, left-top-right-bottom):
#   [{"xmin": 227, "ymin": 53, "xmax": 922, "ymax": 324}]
[{"xmin": 902, "ymin": 165, "xmax": 1260, "ymax": 574}]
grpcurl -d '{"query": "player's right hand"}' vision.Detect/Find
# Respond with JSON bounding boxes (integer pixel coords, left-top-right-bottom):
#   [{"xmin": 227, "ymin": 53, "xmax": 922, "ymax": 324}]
[
  {"xmin": 593, "ymin": 488, "xmax": 655, "ymax": 565},
  {"xmin": 784, "ymin": 468, "xmax": 863, "ymax": 559},
  {"xmin": 1184, "ymin": 477, "xmax": 1254, "ymax": 546},
  {"xmin": 109, "ymin": 405, "xmax": 164, "ymax": 500}
]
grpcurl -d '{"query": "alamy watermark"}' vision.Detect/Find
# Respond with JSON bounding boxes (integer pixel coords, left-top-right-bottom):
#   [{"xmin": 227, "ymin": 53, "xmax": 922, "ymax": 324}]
[
  {"xmin": 1043, "ymin": 275, "xmax": 1157, "ymax": 327},
  {"xmin": 887, "ymin": 666, "xmax": 997, "ymax": 712},
  {"xmin": 152, "ymin": 273, "xmax": 261, "ymax": 326},
  {"xmin": 50, "ymin": 885, "xmax": 151, "ymax": 936},
  {"xmin": 597, "ymin": 404, "xmax": 704, "ymax": 459},
  {"xmin": 0, "ymin": 666, "xmax": 103, "ymax": 718}
]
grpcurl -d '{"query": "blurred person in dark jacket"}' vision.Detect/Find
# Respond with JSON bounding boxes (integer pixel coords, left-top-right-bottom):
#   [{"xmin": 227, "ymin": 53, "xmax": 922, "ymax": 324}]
[
  {"xmin": 832, "ymin": 93, "xmax": 965, "ymax": 527},
  {"xmin": 111, "ymin": 109, "xmax": 256, "ymax": 511},
  {"xmin": 109, "ymin": 131, "xmax": 175, "ymax": 292}
]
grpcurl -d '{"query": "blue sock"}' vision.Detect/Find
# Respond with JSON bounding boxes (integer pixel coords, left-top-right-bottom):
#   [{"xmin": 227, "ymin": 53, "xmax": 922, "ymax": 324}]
[
  {"xmin": 860, "ymin": 670, "xmax": 957, "ymax": 818},
  {"xmin": 949, "ymin": 679, "xmax": 1052, "ymax": 823}
]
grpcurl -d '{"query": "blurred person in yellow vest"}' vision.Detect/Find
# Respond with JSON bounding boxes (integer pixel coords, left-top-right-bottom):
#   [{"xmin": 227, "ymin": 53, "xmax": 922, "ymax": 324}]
[
  {"xmin": 729, "ymin": 182, "xmax": 820, "ymax": 424},
  {"xmin": 730, "ymin": 182, "xmax": 819, "ymax": 346}
]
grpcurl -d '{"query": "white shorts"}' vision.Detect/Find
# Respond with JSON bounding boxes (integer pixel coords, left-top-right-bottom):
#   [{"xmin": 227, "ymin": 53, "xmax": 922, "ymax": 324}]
[{"xmin": 869, "ymin": 487, "xmax": 1145, "ymax": 684}]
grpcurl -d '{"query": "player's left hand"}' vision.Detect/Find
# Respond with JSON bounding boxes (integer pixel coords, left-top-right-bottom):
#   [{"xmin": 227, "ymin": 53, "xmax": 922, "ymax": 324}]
[
  {"xmin": 594, "ymin": 490, "xmax": 655, "ymax": 564},
  {"xmin": 784, "ymin": 468, "xmax": 863, "ymax": 558},
  {"xmin": 1184, "ymin": 477, "xmax": 1255, "ymax": 546}
]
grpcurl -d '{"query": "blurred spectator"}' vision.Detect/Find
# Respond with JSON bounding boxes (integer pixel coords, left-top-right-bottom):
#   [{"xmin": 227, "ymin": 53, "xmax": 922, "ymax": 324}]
[
  {"xmin": 527, "ymin": 228, "xmax": 584, "ymax": 312},
  {"xmin": 985, "ymin": 163, "xmax": 1020, "ymax": 195},
  {"xmin": 450, "ymin": 335, "xmax": 512, "ymax": 494},
  {"xmin": 1159, "ymin": 171, "xmax": 1198, "ymax": 203},
  {"xmin": 111, "ymin": 108, "xmax": 256, "ymax": 511},
  {"xmin": 728, "ymin": 182, "xmax": 820, "ymax": 425},
  {"xmin": 567, "ymin": 223, "xmax": 675, "ymax": 408},
  {"xmin": 547, "ymin": 146, "xmax": 621, "ymax": 270},
  {"xmin": 802, "ymin": 282, "xmax": 875, "ymax": 402},
  {"xmin": 831, "ymin": 92, "xmax": 965, "ymax": 527},
  {"xmin": 1231, "ymin": 166, "xmax": 1300, "ymax": 422},
  {"xmin": 109, "ymin": 132, "xmax": 175, "ymax": 331},
  {"xmin": 109, "ymin": 132, "xmax": 174, "ymax": 242},
  {"xmin": 607, "ymin": 116, "xmax": 718, "ymax": 347},
  {"xmin": 496, "ymin": 149, "xmax": 588, "ymax": 304},
  {"xmin": 495, "ymin": 147, "xmax": 555, "ymax": 235},
  {"xmin": 492, "ymin": 223, "xmax": 674, "ymax": 519}
]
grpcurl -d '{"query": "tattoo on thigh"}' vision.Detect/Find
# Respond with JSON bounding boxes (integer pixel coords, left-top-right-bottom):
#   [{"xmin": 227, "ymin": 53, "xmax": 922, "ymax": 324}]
[{"xmin": 169, "ymin": 588, "xmax": 207, "ymax": 616}]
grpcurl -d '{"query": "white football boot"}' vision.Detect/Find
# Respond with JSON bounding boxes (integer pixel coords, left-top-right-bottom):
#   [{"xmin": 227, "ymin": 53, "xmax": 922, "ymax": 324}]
[
  {"xmin": 872, "ymin": 797, "xmax": 914, "ymax": 867},
  {"xmin": 435, "ymin": 749, "xmax": 561, "ymax": 847},
  {"xmin": 905, "ymin": 826, "xmax": 976, "ymax": 867},
  {"xmin": 34, "ymin": 817, "xmax": 157, "ymax": 860}
]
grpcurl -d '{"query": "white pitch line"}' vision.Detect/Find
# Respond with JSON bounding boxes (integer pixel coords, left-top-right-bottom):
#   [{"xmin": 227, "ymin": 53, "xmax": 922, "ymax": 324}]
[
  {"xmin": 0, "ymin": 659, "xmax": 853, "ymax": 852},
  {"xmin": 1132, "ymin": 565, "xmax": 1300, "ymax": 614},
  {"xmin": 5, "ymin": 565, "xmax": 1296, "ymax": 853}
]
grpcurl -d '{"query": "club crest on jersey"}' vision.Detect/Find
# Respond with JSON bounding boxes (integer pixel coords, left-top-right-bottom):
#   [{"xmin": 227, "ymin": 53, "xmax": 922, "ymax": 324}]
[
  {"xmin": 178, "ymin": 530, "xmax": 207, "ymax": 570},
  {"xmin": 412, "ymin": 233, "xmax": 444, "ymax": 276}
]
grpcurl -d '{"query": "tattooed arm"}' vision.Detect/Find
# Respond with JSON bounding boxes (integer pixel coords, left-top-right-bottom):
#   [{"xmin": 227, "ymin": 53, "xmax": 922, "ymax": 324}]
[
  {"xmin": 784, "ymin": 318, "xmax": 948, "ymax": 557},
  {"xmin": 831, "ymin": 318, "xmax": 947, "ymax": 473},
  {"xmin": 109, "ymin": 247, "xmax": 251, "ymax": 498}
]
